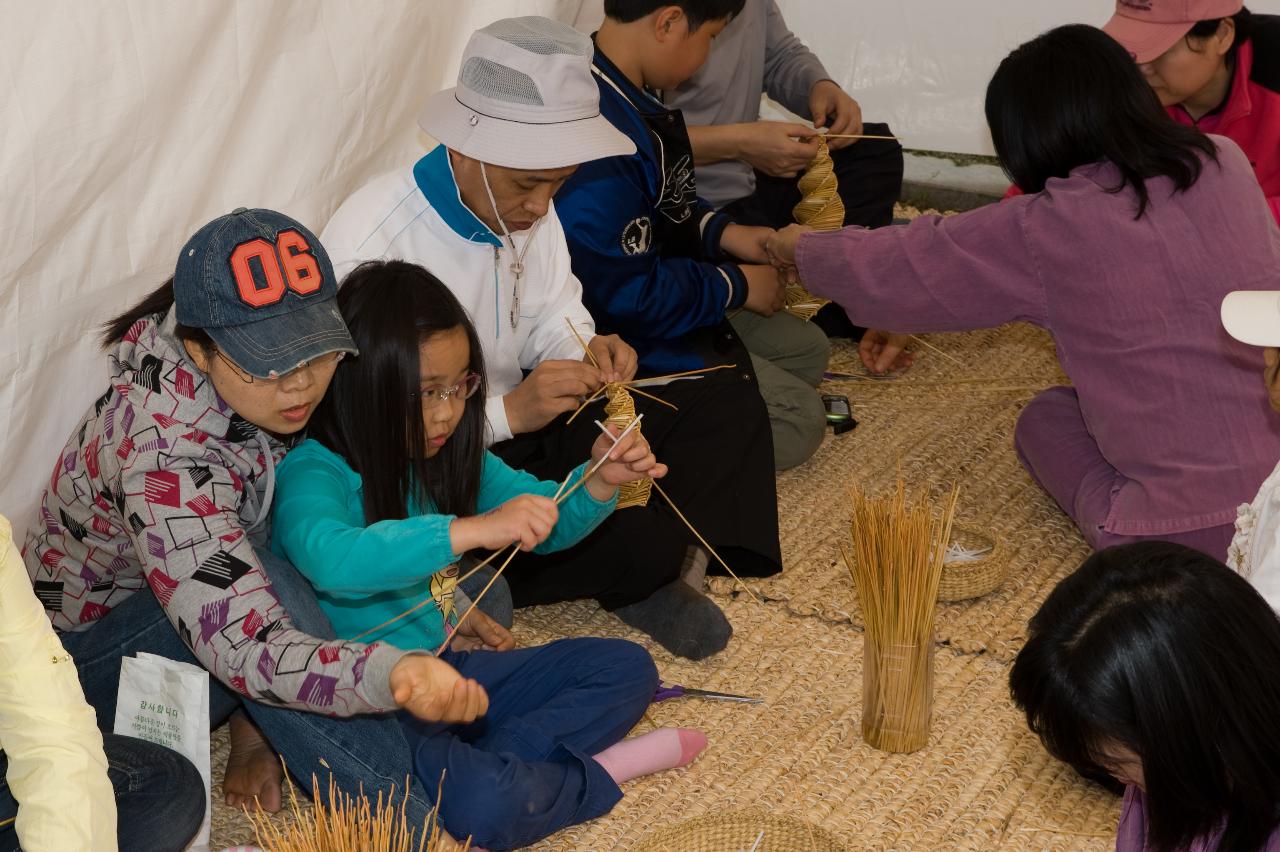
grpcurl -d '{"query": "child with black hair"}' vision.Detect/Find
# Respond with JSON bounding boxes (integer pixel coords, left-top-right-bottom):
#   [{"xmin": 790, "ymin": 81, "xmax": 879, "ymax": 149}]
[
  {"xmin": 271, "ymin": 259, "xmax": 707, "ymax": 850},
  {"xmin": 1011, "ymin": 542, "xmax": 1280, "ymax": 851},
  {"xmin": 555, "ymin": 0, "xmax": 832, "ymax": 472}
]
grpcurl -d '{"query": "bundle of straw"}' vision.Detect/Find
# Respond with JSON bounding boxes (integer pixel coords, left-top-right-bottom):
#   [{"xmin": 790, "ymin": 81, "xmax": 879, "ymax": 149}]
[
  {"xmin": 843, "ymin": 479, "xmax": 958, "ymax": 753},
  {"xmin": 242, "ymin": 768, "xmax": 469, "ymax": 852}
]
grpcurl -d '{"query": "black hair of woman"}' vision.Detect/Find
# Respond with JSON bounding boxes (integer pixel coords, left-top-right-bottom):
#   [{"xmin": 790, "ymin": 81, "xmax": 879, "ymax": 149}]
[
  {"xmin": 1187, "ymin": 6, "xmax": 1255, "ymax": 62},
  {"xmin": 986, "ymin": 24, "xmax": 1219, "ymax": 218},
  {"xmin": 100, "ymin": 279, "xmax": 212, "ymax": 351},
  {"xmin": 1010, "ymin": 541, "xmax": 1280, "ymax": 852},
  {"xmin": 306, "ymin": 260, "xmax": 488, "ymax": 524}
]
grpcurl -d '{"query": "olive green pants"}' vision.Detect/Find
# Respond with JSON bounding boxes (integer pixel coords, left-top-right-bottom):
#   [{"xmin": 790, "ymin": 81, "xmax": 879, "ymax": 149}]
[{"xmin": 730, "ymin": 310, "xmax": 830, "ymax": 470}]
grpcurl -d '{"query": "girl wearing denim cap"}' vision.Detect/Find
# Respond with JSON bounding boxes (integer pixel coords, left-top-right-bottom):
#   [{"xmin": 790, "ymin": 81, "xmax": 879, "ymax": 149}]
[
  {"xmin": 23, "ymin": 209, "xmax": 488, "ymax": 831},
  {"xmin": 272, "ymin": 259, "xmax": 707, "ymax": 850}
]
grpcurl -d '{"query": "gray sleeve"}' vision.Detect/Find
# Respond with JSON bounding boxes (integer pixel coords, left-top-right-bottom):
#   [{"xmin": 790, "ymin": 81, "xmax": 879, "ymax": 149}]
[{"xmin": 761, "ymin": 0, "xmax": 832, "ymax": 118}]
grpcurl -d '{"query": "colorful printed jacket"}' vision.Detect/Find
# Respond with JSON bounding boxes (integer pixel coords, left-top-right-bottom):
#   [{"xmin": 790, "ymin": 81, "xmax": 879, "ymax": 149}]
[{"xmin": 23, "ymin": 311, "xmax": 404, "ymax": 716}]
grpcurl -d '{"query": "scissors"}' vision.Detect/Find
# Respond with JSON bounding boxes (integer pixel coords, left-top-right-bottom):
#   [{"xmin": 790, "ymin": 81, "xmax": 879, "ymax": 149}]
[{"xmin": 653, "ymin": 681, "xmax": 762, "ymax": 704}]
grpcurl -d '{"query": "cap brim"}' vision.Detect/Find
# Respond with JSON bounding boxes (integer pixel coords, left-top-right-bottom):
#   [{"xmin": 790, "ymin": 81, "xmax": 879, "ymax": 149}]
[
  {"xmin": 419, "ymin": 88, "xmax": 636, "ymax": 170},
  {"xmin": 1102, "ymin": 13, "xmax": 1192, "ymax": 63},
  {"xmin": 1221, "ymin": 291, "xmax": 1280, "ymax": 347},
  {"xmin": 209, "ymin": 297, "xmax": 357, "ymax": 379}
]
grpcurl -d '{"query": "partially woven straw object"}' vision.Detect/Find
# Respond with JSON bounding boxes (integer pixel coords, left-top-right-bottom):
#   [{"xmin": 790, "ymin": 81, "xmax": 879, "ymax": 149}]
[
  {"xmin": 786, "ymin": 136, "xmax": 842, "ymax": 321},
  {"xmin": 604, "ymin": 384, "xmax": 651, "ymax": 509},
  {"xmin": 937, "ymin": 524, "xmax": 1010, "ymax": 602},
  {"xmin": 632, "ymin": 812, "xmax": 845, "ymax": 852}
]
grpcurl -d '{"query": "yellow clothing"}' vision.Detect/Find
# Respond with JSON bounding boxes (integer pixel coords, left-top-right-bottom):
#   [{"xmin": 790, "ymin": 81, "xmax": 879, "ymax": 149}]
[{"xmin": 0, "ymin": 515, "xmax": 116, "ymax": 850}]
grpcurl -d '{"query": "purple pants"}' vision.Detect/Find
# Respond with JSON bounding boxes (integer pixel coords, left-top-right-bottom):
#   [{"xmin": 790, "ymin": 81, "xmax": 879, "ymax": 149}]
[{"xmin": 1014, "ymin": 387, "xmax": 1234, "ymax": 560}]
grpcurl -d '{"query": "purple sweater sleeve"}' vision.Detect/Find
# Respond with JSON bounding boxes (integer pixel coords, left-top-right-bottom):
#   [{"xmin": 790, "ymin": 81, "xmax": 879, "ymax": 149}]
[{"xmin": 794, "ymin": 199, "xmax": 1050, "ymax": 333}]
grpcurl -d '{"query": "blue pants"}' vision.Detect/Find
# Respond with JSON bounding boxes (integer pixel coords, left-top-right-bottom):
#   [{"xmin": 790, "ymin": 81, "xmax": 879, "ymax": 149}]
[
  {"xmin": 0, "ymin": 732, "xmax": 205, "ymax": 852},
  {"xmin": 59, "ymin": 545, "xmax": 438, "ymax": 826},
  {"xmin": 407, "ymin": 638, "xmax": 658, "ymax": 850}
]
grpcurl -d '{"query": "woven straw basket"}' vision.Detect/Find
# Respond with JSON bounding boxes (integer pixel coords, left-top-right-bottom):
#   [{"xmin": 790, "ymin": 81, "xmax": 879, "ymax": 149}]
[
  {"xmin": 937, "ymin": 524, "xmax": 1009, "ymax": 602},
  {"xmin": 632, "ymin": 812, "xmax": 845, "ymax": 852}
]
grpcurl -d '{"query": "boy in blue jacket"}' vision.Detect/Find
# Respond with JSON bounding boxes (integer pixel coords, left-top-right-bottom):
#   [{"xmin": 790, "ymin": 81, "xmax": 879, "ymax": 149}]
[{"xmin": 554, "ymin": 0, "xmax": 830, "ymax": 471}]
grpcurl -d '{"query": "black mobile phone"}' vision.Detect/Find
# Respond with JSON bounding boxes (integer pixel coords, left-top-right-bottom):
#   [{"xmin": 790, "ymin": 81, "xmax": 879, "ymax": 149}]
[{"xmin": 822, "ymin": 394, "xmax": 857, "ymax": 434}]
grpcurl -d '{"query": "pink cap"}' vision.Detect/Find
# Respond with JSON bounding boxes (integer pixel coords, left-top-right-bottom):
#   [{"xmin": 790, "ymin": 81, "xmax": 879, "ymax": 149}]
[{"xmin": 1102, "ymin": 0, "xmax": 1242, "ymax": 63}]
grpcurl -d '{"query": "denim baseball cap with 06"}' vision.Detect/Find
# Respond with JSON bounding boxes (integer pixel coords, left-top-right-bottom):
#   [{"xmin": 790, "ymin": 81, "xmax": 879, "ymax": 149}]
[
  {"xmin": 173, "ymin": 208, "xmax": 357, "ymax": 379},
  {"xmin": 1103, "ymin": 0, "xmax": 1242, "ymax": 63},
  {"xmin": 418, "ymin": 16, "xmax": 635, "ymax": 170}
]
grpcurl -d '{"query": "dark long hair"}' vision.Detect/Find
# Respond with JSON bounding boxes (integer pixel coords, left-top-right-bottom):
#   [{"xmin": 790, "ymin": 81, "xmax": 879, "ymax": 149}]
[
  {"xmin": 1010, "ymin": 542, "xmax": 1280, "ymax": 852},
  {"xmin": 100, "ymin": 278, "xmax": 213, "ymax": 352},
  {"xmin": 986, "ymin": 24, "xmax": 1219, "ymax": 218},
  {"xmin": 307, "ymin": 260, "xmax": 488, "ymax": 523}
]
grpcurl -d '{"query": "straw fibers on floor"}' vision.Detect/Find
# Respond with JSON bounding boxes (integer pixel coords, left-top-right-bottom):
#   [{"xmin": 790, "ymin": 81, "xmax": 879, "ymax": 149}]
[{"xmin": 209, "ymin": 208, "xmax": 1120, "ymax": 850}]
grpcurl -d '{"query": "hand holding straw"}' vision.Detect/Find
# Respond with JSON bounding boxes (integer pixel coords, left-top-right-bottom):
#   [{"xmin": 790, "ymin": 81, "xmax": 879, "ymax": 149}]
[
  {"xmin": 434, "ymin": 415, "xmax": 646, "ymax": 656},
  {"xmin": 351, "ymin": 416, "xmax": 645, "ymax": 645}
]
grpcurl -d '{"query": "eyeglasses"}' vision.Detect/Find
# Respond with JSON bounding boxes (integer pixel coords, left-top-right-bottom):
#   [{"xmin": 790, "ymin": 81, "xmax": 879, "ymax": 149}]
[
  {"xmin": 413, "ymin": 373, "xmax": 482, "ymax": 407},
  {"xmin": 214, "ymin": 348, "xmax": 345, "ymax": 385}
]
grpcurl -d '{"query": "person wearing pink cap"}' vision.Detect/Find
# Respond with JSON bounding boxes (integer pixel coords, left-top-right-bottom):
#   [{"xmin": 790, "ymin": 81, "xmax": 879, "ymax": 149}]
[{"xmin": 1104, "ymin": 1, "xmax": 1280, "ymax": 223}]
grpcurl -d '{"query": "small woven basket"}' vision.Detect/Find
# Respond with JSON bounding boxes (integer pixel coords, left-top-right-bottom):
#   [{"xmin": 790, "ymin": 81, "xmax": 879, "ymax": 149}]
[
  {"xmin": 632, "ymin": 812, "xmax": 845, "ymax": 852},
  {"xmin": 937, "ymin": 524, "xmax": 1009, "ymax": 602}
]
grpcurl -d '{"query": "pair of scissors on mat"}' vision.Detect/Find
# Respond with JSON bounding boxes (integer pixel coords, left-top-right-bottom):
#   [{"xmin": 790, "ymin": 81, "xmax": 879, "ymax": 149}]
[{"xmin": 653, "ymin": 681, "xmax": 762, "ymax": 704}]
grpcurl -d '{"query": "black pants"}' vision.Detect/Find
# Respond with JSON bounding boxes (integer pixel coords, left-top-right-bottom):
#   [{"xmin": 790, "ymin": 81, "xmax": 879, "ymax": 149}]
[
  {"xmin": 491, "ymin": 367, "xmax": 783, "ymax": 611},
  {"xmin": 719, "ymin": 122, "xmax": 903, "ymax": 230}
]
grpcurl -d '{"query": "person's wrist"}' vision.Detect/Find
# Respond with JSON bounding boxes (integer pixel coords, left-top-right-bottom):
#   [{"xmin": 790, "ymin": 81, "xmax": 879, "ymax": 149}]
[
  {"xmin": 586, "ymin": 476, "xmax": 618, "ymax": 502},
  {"xmin": 449, "ymin": 517, "xmax": 476, "ymax": 555},
  {"xmin": 502, "ymin": 390, "xmax": 528, "ymax": 435}
]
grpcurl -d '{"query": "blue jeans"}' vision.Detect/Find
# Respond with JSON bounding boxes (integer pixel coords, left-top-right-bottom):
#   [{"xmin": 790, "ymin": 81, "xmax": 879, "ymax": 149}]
[
  {"xmin": 404, "ymin": 637, "xmax": 658, "ymax": 850},
  {"xmin": 59, "ymin": 545, "xmax": 438, "ymax": 826},
  {"xmin": 0, "ymin": 732, "xmax": 205, "ymax": 852}
]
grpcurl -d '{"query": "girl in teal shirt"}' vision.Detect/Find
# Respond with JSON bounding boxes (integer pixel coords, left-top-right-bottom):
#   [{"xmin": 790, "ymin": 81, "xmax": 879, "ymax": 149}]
[{"xmin": 271, "ymin": 260, "xmax": 708, "ymax": 850}]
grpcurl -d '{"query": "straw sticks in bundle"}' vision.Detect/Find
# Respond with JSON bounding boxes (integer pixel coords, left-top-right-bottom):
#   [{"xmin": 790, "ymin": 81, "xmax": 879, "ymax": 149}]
[
  {"xmin": 843, "ymin": 479, "xmax": 958, "ymax": 753},
  {"xmin": 242, "ymin": 766, "xmax": 468, "ymax": 852}
]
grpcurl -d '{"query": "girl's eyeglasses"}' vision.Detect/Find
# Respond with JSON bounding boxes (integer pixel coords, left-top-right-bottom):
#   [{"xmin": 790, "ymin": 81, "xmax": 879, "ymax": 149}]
[
  {"xmin": 413, "ymin": 373, "xmax": 482, "ymax": 407},
  {"xmin": 215, "ymin": 349, "xmax": 345, "ymax": 385}
]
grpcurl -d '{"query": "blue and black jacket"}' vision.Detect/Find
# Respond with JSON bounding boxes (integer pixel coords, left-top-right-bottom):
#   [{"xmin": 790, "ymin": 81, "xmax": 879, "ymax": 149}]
[{"xmin": 556, "ymin": 46, "xmax": 750, "ymax": 374}]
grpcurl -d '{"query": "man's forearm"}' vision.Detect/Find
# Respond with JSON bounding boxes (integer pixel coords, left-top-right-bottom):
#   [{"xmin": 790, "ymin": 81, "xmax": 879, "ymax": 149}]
[{"xmin": 687, "ymin": 123, "xmax": 750, "ymax": 166}]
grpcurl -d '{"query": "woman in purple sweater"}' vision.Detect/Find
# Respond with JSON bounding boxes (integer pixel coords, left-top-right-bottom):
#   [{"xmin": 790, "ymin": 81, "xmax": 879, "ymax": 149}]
[
  {"xmin": 767, "ymin": 24, "xmax": 1280, "ymax": 557},
  {"xmin": 1011, "ymin": 542, "xmax": 1280, "ymax": 851}
]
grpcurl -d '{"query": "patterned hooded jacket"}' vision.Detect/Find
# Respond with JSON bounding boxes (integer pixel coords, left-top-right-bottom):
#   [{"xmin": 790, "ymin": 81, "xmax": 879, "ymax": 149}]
[{"xmin": 23, "ymin": 310, "xmax": 404, "ymax": 716}]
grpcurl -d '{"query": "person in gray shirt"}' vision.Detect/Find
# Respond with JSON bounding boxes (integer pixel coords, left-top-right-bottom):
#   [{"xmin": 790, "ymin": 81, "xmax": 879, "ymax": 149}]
[{"xmin": 664, "ymin": 0, "xmax": 903, "ymax": 338}]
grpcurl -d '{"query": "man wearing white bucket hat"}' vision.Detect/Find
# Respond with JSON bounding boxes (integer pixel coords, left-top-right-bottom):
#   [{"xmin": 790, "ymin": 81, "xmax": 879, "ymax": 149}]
[
  {"xmin": 323, "ymin": 16, "xmax": 783, "ymax": 661},
  {"xmin": 1221, "ymin": 290, "xmax": 1280, "ymax": 611}
]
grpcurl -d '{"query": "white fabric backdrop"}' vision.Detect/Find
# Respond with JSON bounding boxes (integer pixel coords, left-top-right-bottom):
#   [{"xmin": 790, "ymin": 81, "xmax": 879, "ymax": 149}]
[{"xmin": 4, "ymin": 0, "xmax": 1276, "ymax": 538}]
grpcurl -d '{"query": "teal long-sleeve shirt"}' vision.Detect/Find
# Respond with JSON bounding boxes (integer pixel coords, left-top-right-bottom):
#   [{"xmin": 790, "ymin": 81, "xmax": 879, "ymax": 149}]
[{"xmin": 271, "ymin": 439, "xmax": 616, "ymax": 651}]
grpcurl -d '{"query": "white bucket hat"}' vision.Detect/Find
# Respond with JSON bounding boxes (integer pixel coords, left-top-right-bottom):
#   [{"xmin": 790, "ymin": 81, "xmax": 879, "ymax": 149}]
[
  {"xmin": 1222, "ymin": 291, "xmax": 1280, "ymax": 347},
  {"xmin": 419, "ymin": 17, "xmax": 636, "ymax": 170}
]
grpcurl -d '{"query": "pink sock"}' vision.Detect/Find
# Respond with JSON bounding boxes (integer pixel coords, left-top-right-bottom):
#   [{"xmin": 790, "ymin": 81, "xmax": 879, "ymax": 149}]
[{"xmin": 593, "ymin": 727, "xmax": 707, "ymax": 784}]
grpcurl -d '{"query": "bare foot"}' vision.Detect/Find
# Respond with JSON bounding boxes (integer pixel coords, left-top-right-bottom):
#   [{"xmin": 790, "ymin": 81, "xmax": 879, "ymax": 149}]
[{"xmin": 222, "ymin": 710, "xmax": 283, "ymax": 812}]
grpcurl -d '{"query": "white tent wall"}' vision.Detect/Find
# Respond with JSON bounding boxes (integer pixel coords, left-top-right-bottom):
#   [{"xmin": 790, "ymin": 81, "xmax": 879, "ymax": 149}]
[
  {"xmin": 4, "ymin": 1, "xmax": 1278, "ymax": 540},
  {"xmin": 0, "ymin": 0, "xmax": 586, "ymax": 539}
]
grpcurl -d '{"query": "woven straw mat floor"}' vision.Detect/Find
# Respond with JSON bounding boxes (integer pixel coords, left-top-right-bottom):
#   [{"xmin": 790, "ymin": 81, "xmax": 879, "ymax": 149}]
[{"xmin": 209, "ymin": 232, "xmax": 1120, "ymax": 852}]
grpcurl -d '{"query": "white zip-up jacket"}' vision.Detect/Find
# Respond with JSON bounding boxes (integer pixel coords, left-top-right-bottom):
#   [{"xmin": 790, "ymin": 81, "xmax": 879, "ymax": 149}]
[{"xmin": 322, "ymin": 145, "xmax": 596, "ymax": 443}]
